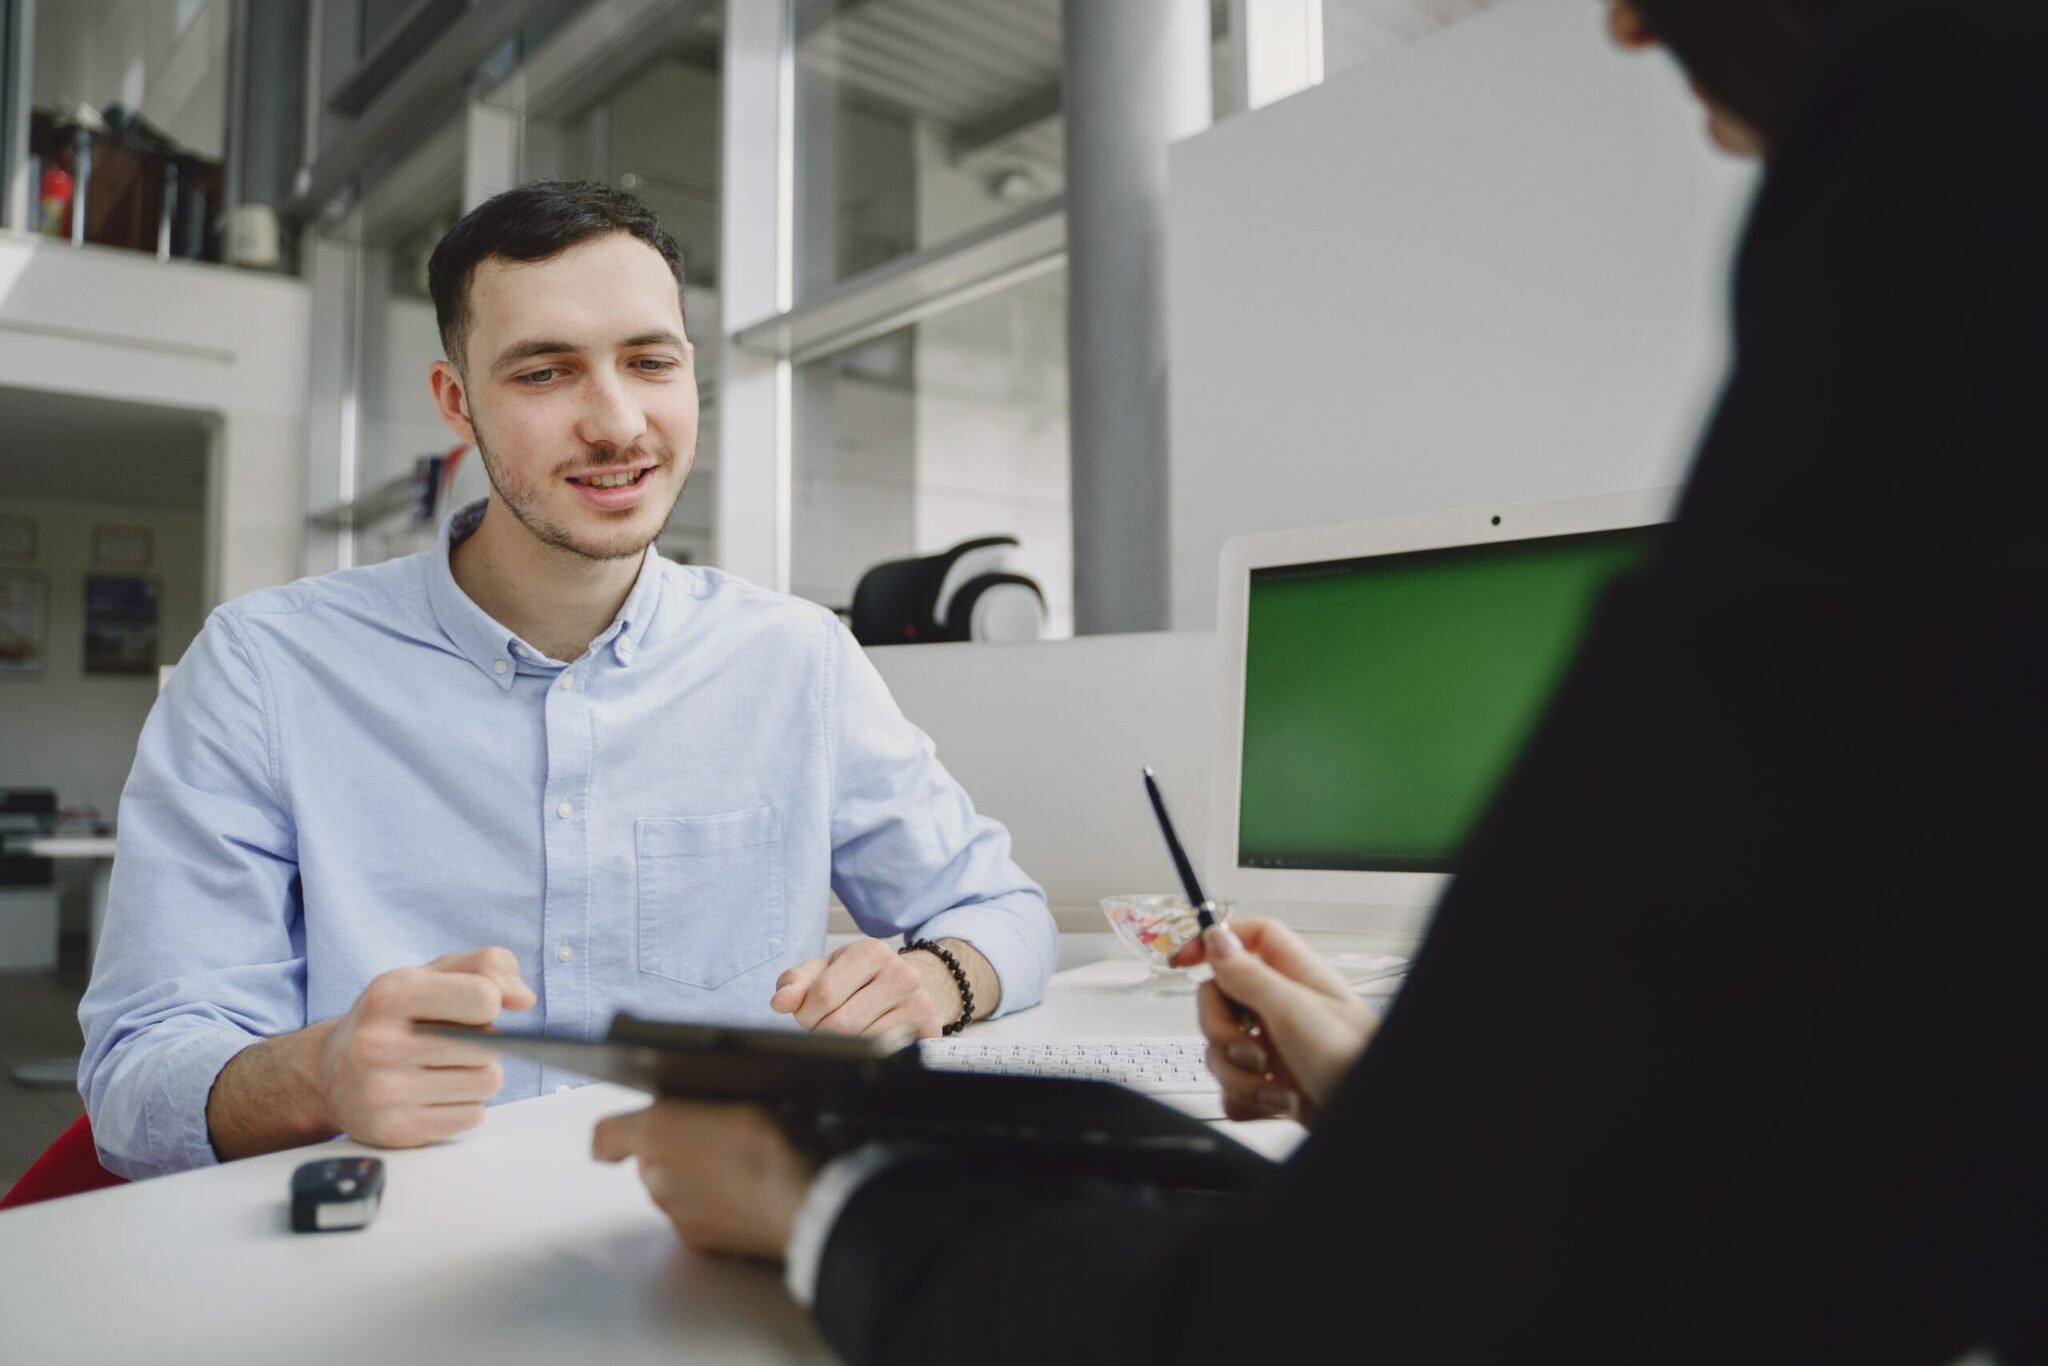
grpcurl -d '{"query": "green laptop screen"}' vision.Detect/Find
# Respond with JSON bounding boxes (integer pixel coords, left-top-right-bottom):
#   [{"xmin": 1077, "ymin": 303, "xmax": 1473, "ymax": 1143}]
[{"xmin": 1238, "ymin": 526, "xmax": 1660, "ymax": 873}]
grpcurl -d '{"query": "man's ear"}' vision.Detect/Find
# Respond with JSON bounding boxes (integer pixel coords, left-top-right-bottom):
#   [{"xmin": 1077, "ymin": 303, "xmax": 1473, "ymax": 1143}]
[{"xmin": 430, "ymin": 360, "xmax": 479, "ymax": 446}]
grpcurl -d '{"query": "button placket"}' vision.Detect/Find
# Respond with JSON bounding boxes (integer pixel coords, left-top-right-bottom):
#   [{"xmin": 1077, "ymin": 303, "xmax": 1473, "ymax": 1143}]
[{"xmin": 539, "ymin": 656, "xmax": 594, "ymax": 1058}]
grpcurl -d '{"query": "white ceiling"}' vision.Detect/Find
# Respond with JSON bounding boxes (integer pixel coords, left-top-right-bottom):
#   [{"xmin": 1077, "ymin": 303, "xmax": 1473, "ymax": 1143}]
[{"xmin": 0, "ymin": 385, "xmax": 214, "ymax": 509}]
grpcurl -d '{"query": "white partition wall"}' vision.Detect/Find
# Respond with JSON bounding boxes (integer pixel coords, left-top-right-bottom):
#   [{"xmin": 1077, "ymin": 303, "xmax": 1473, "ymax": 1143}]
[
  {"xmin": 867, "ymin": 632, "xmax": 1217, "ymax": 907},
  {"xmin": 1166, "ymin": 0, "xmax": 1758, "ymax": 628},
  {"xmin": 0, "ymin": 235, "xmax": 310, "ymax": 603}
]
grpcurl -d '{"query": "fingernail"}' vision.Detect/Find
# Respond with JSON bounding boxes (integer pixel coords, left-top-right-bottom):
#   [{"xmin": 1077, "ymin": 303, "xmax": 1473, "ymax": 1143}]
[
  {"xmin": 1226, "ymin": 1041, "xmax": 1266, "ymax": 1071},
  {"xmin": 1255, "ymin": 1087, "xmax": 1294, "ymax": 1115},
  {"xmin": 1206, "ymin": 926, "xmax": 1244, "ymax": 960}
]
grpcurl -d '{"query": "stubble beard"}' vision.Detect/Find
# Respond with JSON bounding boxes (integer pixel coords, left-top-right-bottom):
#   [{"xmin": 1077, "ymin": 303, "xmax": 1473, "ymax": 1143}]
[{"xmin": 470, "ymin": 422, "xmax": 693, "ymax": 564}]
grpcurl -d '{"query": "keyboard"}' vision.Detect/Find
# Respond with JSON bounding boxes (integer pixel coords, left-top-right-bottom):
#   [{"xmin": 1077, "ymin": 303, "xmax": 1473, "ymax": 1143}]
[{"xmin": 919, "ymin": 1037, "xmax": 1219, "ymax": 1108}]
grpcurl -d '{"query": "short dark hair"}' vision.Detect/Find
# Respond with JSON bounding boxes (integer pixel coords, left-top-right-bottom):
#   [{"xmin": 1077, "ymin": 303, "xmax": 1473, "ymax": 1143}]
[{"xmin": 427, "ymin": 179, "xmax": 685, "ymax": 369}]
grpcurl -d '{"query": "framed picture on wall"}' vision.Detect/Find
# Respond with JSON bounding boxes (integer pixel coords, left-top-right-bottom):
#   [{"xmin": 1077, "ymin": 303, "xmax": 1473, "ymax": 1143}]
[
  {"xmin": 0, "ymin": 569, "xmax": 49, "ymax": 676},
  {"xmin": 91, "ymin": 524, "xmax": 154, "ymax": 568},
  {"xmin": 84, "ymin": 575, "xmax": 160, "ymax": 676},
  {"xmin": 0, "ymin": 515, "xmax": 34, "ymax": 562}
]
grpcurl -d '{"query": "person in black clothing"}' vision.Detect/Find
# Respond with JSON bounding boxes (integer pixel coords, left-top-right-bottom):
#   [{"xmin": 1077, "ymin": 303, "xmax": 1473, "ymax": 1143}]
[{"xmin": 593, "ymin": 1, "xmax": 2048, "ymax": 1359}]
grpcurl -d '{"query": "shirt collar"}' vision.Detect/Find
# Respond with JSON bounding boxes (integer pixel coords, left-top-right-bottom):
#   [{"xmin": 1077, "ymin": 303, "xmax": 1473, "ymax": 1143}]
[
  {"xmin": 425, "ymin": 499, "xmax": 666, "ymax": 689},
  {"xmin": 602, "ymin": 536, "xmax": 665, "ymax": 667}
]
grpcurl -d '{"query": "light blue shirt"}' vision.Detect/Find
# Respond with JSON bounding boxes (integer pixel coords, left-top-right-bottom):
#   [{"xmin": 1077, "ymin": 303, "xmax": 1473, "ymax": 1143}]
[{"xmin": 79, "ymin": 500, "xmax": 1055, "ymax": 1180}]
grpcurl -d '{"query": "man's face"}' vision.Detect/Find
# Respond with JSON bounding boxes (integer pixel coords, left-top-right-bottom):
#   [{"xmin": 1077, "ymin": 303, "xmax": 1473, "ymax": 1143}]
[
  {"xmin": 434, "ymin": 232, "xmax": 698, "ymax": 563},
  {"xmin": 1608, "ymin": 1, "xmax": 1766, "ymax": 158}
]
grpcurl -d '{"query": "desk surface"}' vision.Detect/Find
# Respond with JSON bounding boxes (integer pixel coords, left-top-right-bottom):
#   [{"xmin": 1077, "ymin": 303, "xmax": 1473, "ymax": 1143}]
[{"xmin": 0, "ymin": 950, "xmax": 1315, "ymax": 1366}]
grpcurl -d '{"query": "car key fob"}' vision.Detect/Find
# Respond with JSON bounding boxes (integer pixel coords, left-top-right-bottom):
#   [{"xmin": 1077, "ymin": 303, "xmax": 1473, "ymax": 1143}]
[{"xmin": 289, "ymin": 1156, "xmax": 386, "ymax": 1233}]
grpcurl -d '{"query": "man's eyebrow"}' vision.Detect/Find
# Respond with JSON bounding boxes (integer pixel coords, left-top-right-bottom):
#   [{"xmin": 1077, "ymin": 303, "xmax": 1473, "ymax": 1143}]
[
  {"xmin": 490, "ymin": 338, "xmax": 582, "ymax": 373},
  {"xmin": 489, "ymin": 331, "xmax": 688, "ymax": 373}
]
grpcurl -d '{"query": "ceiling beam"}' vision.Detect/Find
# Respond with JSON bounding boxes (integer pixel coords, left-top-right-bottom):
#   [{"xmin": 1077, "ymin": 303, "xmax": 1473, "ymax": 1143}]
[{"xmin": 948, "ymin": 83, "xmax": 1061, "ymax": 161}]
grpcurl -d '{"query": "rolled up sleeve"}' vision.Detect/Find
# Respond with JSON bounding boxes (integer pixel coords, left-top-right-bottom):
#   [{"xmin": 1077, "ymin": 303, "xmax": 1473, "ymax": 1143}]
[
  {"xmin": 78, "ymin": 609, "xmax": 309, "ymax": 1180},
  {"xmin": 822, "ymin": 620, "xmax": 1056, "ymax": 1017}
]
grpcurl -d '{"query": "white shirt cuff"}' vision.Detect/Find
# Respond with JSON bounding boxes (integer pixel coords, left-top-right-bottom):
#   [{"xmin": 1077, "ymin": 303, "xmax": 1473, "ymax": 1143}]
[{"xmin": 784, "ymin": 1143, "xmax": 905, "ymax": 1308}]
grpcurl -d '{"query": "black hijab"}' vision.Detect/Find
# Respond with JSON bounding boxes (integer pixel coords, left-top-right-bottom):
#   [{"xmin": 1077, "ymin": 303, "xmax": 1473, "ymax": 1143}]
[{"xmin": 1628, "ymin": 0, "xmax": 1828, "ymax": 142}]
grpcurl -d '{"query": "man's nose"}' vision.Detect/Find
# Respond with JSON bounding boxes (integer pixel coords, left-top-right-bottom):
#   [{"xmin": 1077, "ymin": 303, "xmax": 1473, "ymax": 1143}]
[{"xmin": 576, "ymin": 369, "xmax": 648, "ymax": 453}]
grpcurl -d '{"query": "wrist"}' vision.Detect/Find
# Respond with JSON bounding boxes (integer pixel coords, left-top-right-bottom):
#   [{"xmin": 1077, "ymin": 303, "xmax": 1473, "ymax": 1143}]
[
  {"xmin": 205, "ymin": 1020, "xmax": 341, "ymax": 1162},
  {"xmin": 279, "ymin": 1019, "xmax": 341, "ymax": 1137},
  {"xmin": 904, "ymin": 949, "xmax": 964, "ymax": 1020},
  {"xmin": 900, "ymin": 941, "xmax": 974, "ymax": 1034}
]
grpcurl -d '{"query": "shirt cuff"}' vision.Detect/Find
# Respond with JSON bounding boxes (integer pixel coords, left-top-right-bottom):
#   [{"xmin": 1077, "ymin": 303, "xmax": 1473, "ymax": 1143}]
[
  {"xmin": 785, "ymin": 1143, "xmax": 905, "ymax": 1307},
  {"xmin": 93, "ymin": 1025, "xmax": 259, "ymax": 1181},
  {"xmin": 911, "ymin": 898, "xmax": 1056, "ymax": 1018}
]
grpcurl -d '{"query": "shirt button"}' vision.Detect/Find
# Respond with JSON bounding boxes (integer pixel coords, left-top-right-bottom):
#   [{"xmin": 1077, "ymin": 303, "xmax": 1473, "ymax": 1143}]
[
  {"xmin": 555, "ymin": 801, "xmax": 572, "ymax": 819},
  {"xmin": 493, "ymin": 659, "xmax": 508, "ymax": 675},
  {"xmin": 555, "ymin": 1084, "xmax": 572, "ymax": 1095},
  {"xmin": 556, "ymin": 942, "xmax": 574, "ymax": 964},
  {"xmin": 560, "ymin": 674, "xmax": 574, "ymax": 690}
]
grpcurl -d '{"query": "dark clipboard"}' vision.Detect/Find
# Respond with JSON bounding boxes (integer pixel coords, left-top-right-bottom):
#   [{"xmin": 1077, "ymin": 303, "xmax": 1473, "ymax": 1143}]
[{"xmin": 428, "ymin": 1014, "xmax": 1276, "ymax": 1194}]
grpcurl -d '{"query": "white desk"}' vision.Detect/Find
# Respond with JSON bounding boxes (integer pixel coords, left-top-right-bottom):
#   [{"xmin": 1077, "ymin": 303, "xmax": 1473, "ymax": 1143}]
[
  {"xmin": 4, "ymin": 834, "xmax": 118, "ymax": 1089},
  {"xmin": 0, "ymin": 950, "xmax": 1316, "ymax": 1366},
  {"xmin": 0, "ymin": 833, "xmax": 118, "ymax": 955}
]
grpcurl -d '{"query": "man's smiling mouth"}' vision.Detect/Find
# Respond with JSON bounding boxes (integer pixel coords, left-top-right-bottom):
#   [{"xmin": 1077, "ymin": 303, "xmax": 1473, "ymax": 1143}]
[{"xmin": 569, "ymin": 467, "xmax": 653, "ymax": 489}]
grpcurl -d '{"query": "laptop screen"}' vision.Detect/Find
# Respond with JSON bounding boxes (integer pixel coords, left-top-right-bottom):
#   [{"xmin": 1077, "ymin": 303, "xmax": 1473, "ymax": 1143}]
[{"xmin": 1237, "ymin": 526, "xmax": 1661, "ymax": 873}]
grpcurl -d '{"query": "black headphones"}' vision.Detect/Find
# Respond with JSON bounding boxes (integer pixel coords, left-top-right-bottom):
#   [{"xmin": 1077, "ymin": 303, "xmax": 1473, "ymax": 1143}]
[{"xmin": 848, "ymin": 536, "xmax": 1047, "ymax": 646}]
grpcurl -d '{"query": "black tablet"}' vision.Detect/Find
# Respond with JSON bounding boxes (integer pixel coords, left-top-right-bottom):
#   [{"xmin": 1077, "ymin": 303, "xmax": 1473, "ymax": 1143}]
[{"xmin": 428, "ymin": 1014, "xmax": 1275, "ymax": 1193}]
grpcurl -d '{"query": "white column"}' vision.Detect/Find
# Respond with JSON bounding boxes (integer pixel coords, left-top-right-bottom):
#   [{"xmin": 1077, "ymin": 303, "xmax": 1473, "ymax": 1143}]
[
  {"xmin": 716, "ymin": 0, "xmax": 794, "ymax": 591},
  {"xmin": 1063, "ymin": 0, "xmax": 1212, "ymax": 634},
  {"xmin": 301, "ymin": 228, "xmax": 359, "ymax": 576},
  {"xmin": 463, "ymin": 100, "xmax": 521, "ymax": 211},
  {"xmin": 1227, "ymin": 0, "xmax": 1325, "ymax": 113}
]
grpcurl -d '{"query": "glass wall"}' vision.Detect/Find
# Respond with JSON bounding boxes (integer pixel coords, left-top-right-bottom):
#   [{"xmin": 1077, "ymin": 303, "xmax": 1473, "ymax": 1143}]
[
  {"xmin": 516, "ymin": 8, "xmax": 724, "ymax": 568},
  {"xmin": 343, "ymin": 104, "xmax": 468, "ymax": 564},
  {"xmin": 791, "ymin": 0, "xmax": 1063, "ymax": 298},
  {"xmin": 776, "ymin": 0, "xmax": 1074, "ymax": 636},
  {"xmin": 791, "ymin": 269, "xmax": 1071, "ymax": 637}
]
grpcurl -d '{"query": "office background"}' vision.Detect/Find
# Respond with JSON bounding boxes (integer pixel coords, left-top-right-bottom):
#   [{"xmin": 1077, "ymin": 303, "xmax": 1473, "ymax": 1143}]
[{"xmin": 0, "ymin": 0, "xmax": 1749, "ymax": 1187}]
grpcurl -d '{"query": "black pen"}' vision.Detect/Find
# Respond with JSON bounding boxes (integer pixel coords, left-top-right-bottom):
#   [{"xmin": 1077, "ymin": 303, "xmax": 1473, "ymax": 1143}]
[{"xmin": 1142, "ymin": 768, "xmax": 1258, "ymax": 1032}]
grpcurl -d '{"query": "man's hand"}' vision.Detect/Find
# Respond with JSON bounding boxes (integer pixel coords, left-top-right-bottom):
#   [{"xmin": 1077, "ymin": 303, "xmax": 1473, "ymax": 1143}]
[
  {"xmin": 770, "ymin": 938, "xmax": 946, "ymax": 1038},
  {"xmin": 315, "ymin": 946, "xmax": 536, "ymax": 1147},
  {"xmin": 1172, "ymin": 920, "xmax": 1377, "ymax": 1127},
  {"xmin": 592, "ymin": 1100, "xmax": 819, "ymax": 1260},
  {"xmin": 206, "ymin": 945, "xmax": 535, "ymax": 1160}
]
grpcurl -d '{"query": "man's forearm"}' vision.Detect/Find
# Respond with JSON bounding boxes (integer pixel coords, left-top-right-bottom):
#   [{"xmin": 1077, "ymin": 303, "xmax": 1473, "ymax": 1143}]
[
  {"xmin": 205, "ymin": 1020, "xmax": 339, "ymax": 1162},
  {"xmin": 908, "ymin": 938, "xmax": 1002, "ymax": 1023}
]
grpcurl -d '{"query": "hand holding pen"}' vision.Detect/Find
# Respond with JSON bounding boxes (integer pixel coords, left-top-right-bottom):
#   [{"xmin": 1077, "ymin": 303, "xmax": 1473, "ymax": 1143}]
[
  {"xmin": 1170, "ymin": 919, "xmax": 1378, "ymax": 1128},
  {"xmin": 1143, "ymin": 768, "xmax": 1377, "ymax": 1126},
  {"xmin": 1141, "ymin": 767, "xmax": 1256, "ymax": 1031}
]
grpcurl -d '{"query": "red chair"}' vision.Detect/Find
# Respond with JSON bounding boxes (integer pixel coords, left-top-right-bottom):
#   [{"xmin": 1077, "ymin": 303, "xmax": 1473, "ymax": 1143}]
[{"xmin": 0, "ymin": 1114, "xmax": 127, "ymax": 1210}]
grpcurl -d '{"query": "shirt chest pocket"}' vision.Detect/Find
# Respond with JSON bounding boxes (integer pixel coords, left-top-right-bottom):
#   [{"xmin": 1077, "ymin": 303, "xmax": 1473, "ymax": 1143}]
[{"xmin": 635, "ymin": 809, "xmax": 786, "ymax": 989}]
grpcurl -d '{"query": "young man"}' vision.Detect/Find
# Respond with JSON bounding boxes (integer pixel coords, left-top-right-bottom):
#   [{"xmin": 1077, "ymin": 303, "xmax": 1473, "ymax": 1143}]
[
  {"xmin": 592, "ymin": 0, "xmax": 2046, "ymax": 1360},
  {"xmin": 78, "ymin": 183, "xmax": 1056, "ymax": 1180}
]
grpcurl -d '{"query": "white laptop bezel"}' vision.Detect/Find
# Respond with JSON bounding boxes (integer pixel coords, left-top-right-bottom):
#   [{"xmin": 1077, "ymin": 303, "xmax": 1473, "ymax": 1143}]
[{"xmin": 1209, "ymin": 487, "xmax": 1682, "ymax": 910}]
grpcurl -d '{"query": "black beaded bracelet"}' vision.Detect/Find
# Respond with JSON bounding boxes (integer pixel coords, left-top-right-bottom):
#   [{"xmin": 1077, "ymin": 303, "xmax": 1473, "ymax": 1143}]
[{"xmin": 900, "ymin": 939, "xmax": 975, "ymax": 1036}]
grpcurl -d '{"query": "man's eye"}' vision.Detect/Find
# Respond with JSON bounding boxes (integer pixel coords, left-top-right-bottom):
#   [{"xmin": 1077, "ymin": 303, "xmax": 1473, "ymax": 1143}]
[
  {"xmin": 518, "ymin": 368, "xmax": 559, "ymax": 385},
  {"xmin": 634, "ymin": 358, "xmax": 676, "ymax": 373}
]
